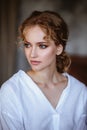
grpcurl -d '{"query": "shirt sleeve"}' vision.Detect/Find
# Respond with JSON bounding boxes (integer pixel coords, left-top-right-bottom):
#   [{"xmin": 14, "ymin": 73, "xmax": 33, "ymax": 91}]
[
  {"xmin": 0, "ymin": 111, "xmax": 24, "ymax": 130},
  {"xmin": 74, "ymin": 85, "xmax": 87, "ymax": 130},
  {"xmin": 0, "ymin": 82, "xmax": 24, "ymax": 130},
  {"xmin": 74, "ymin": 114, "xmax": 87, "ymax": 130}
]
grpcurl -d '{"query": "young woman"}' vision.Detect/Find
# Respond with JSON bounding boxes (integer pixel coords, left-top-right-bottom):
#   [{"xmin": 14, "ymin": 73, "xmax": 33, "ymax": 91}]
[{"xmin": 0, "ymin": 10, "xmax": 87, "ymax": 130}]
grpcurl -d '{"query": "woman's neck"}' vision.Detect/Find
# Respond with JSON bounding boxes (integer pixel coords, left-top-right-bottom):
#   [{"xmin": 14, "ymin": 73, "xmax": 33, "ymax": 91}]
[{"xmin": 27, "ymin": 68, "xmax": 64, "ymax": 86}]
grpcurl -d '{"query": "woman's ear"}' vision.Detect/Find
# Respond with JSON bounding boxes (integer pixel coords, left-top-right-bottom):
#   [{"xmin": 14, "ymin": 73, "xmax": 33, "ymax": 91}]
[{"xmin": 56, "ymin": 44, "xmax": 63, "ymax": 55}]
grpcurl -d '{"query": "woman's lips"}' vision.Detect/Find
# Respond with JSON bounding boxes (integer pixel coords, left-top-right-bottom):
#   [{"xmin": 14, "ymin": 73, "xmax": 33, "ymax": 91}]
[{"xmin": 30, "ymin": 60, "xmax": 41, "ymax": 65}]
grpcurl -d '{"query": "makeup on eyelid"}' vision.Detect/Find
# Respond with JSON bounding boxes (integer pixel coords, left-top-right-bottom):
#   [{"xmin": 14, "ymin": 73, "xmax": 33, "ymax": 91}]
[{"xmin": 24, "ymin": 41, "xmax": 49, "ymax": 49}]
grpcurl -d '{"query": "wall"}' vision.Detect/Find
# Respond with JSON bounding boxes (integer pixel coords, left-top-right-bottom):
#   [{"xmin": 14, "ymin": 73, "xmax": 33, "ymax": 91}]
[
  {"xmin": 0, "ymin": 0, "xmax": 20, "ymax": 85},
  {"xmin": 18, "ymin": 0, "xmax": 87, "ymax": 55},
  {"xmin": 0, "ymin": 0, "xmax": 87, "ymax": 85},
  {"xmin": 16, "ymin": 0, "xmax": 87, "ymax": 85}
]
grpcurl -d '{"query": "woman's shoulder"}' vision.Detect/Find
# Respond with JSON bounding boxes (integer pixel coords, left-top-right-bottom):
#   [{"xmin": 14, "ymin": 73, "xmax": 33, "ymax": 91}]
[
  {"xmin": 0, "ymin": 70, "xmax": 28, "ymax": 107},
  {"xmin": 0, "ymin": 70, "xmax": 27, "ymax": 97},
  {"xmin": 0, "ymin": 70, "xmax": 25, "ymax": 122},
  {"xmin": 68, "ymin": 73, "xmax": 86, "ymax": 87},
  {"xmin": 66, "ymin": 73, "xmax": 87, "ymax": 97},
  {"xmin": 65, "ymin": 73, "xmax": 87, "ymax": 88},
  {"xmin": 64, "ymin": 73, "xmax": 87, "ymax": 109},
  {"xmin": 1, "ymin": 70, "xmax": 23, "ymax": 88},
  {"xmin": 64, "ymin": 73, "xmax": 87, "ymax": 97}
]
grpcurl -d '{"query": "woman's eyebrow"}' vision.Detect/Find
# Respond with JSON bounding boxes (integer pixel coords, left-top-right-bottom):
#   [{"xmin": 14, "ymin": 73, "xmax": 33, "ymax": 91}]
[
  {"xmin": 23, "ymin": 40, "xmax": 30, "ymax": 43},
  {"xmin": 37, "ymin": 42, "xmax": 48, "ymax": 44},
  {"xmin": 24, "ymin": 41, "xmax": 48, "ymax": 44}
]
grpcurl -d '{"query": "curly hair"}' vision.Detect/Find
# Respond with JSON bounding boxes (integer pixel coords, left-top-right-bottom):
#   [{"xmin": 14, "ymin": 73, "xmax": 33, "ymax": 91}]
[{"xmin": 19, "ymin": 10, "xmax": 71, "ymax": 73}]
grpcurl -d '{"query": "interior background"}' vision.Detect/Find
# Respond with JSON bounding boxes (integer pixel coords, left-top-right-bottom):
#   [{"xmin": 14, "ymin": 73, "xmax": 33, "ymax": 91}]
[{"xmin": 0, "ymin": 0, "xmax": 87, "ymax": 86}]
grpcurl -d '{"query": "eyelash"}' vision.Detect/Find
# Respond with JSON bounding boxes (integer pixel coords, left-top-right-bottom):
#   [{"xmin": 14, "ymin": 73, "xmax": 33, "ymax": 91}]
[
  {"xmin": 39, "ymin": 45, "xmax": 48, "ymax": 49},
  {"xmin": 24, "ymin": 43, "xmax": 31, "ymax": 48},
  {"xmin": 24, "ymin": 43, "xmax": 48, "ymax": 49}
]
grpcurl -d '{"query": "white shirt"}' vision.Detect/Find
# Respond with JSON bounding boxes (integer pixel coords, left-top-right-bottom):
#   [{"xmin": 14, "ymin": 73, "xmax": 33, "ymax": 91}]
[{"xmin": 0, "ymin": 70, "xmax": 87, "ymax": 130}]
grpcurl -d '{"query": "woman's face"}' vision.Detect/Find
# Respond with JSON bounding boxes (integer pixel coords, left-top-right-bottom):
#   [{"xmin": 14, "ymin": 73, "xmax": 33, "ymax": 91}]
[{"xmin": 23, "ymin": 25, "xmax": 63, "ymax": 72}]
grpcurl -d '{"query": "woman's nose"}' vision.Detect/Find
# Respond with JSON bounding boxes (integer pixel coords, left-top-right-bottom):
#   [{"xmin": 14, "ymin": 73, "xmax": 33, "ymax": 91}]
[{"xmin": 31, "ymin": 47, "xmax": 37, "ymax": 58}]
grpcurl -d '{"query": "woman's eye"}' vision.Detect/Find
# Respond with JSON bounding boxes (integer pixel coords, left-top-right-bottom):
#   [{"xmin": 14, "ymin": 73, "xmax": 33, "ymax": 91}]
[
  {"xmin": 24, "ymin": 43, "xmax": 31, "ymax": 48},
  {"xmin": 39, "ymin": 45, "xmax": 48, "ymax": 49}
]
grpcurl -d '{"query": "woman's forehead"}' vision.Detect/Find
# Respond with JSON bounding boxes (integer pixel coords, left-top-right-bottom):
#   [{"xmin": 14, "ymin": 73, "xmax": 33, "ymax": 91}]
[{"xmin": 23, "ymin": 25, "xmax": 51, "ymax": 40}]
